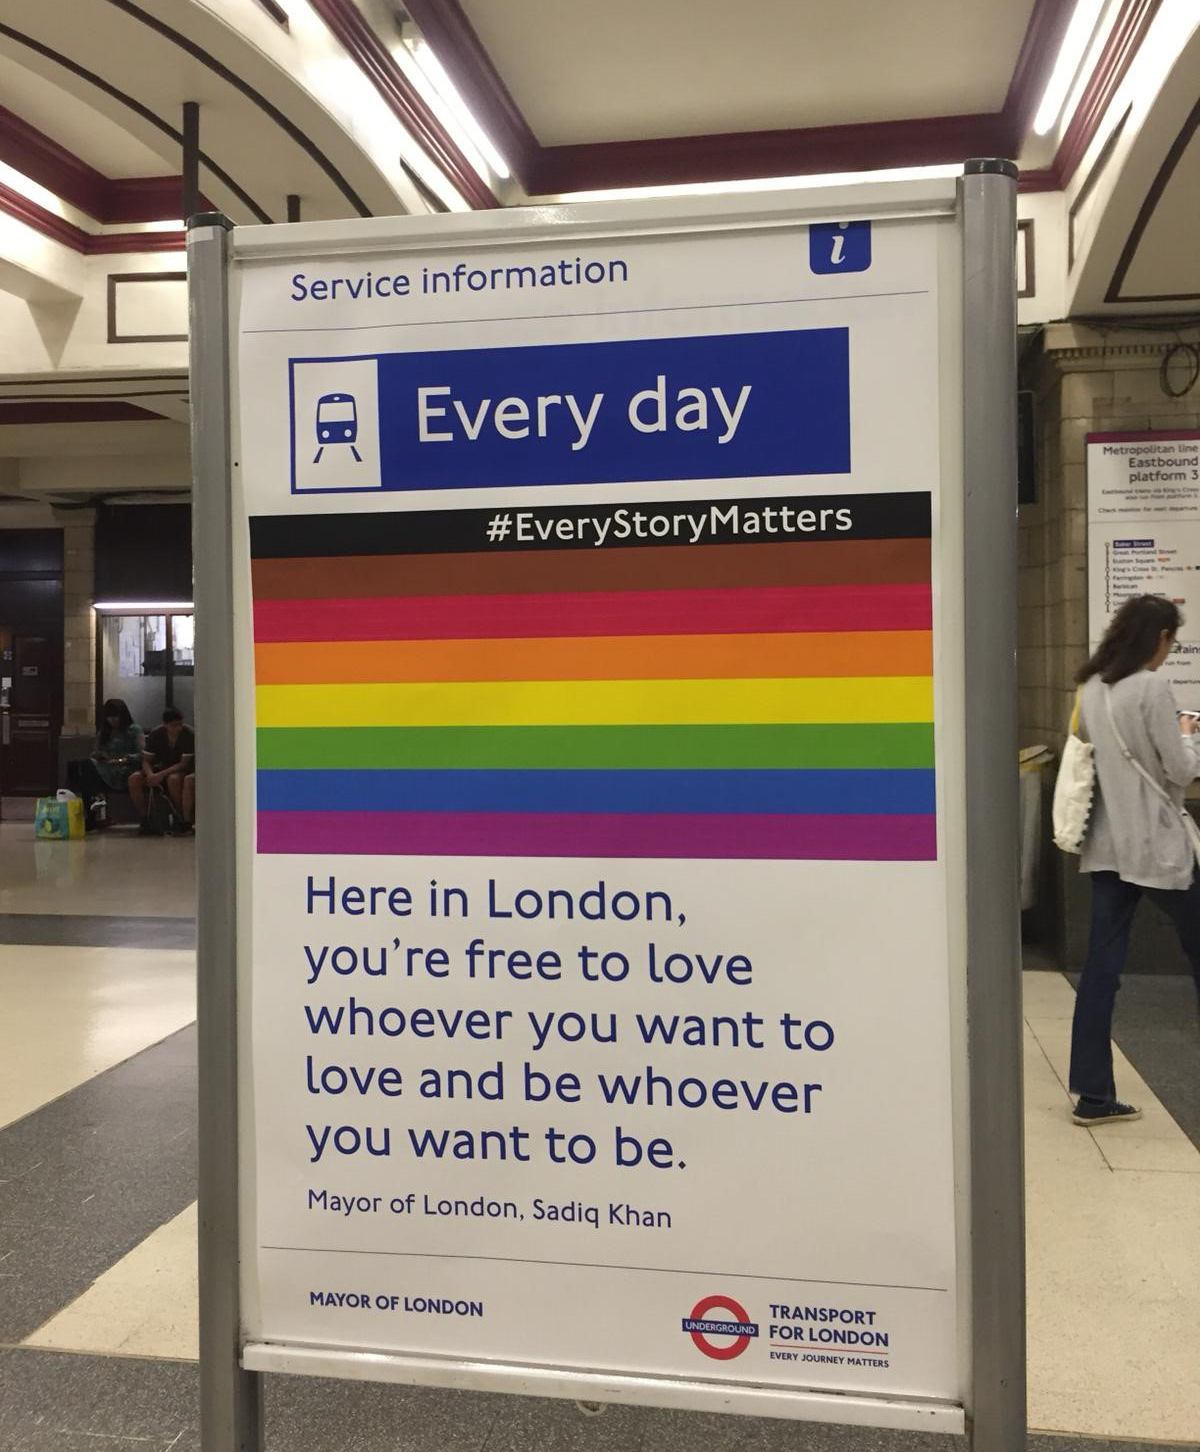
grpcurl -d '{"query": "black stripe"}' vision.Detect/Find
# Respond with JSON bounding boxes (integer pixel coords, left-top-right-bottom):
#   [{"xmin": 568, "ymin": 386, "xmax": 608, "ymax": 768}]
[
  {"xmin": 0, "ymin": 914, "xmax": 195, "ymax": 949},
  {"xmin": 0, "ymin": 22, "xmax": 271, "ymax": 224},
  {"xmin": 249, "ymin": 492, "xmax": 931, "ymax": 559},
  {"xmin": 102, "ymin": 0, "xmax": 373, "ymax": 219}
]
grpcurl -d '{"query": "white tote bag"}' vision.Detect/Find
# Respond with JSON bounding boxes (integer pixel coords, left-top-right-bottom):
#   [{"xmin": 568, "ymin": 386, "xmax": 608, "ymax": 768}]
[{"xmin": 1052, "ymin": 689, "xmax": 1095, "ymax": 854}]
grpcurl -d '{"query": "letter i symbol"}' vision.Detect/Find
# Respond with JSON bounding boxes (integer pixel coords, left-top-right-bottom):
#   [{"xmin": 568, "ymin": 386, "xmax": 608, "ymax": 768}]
[{"xmin": 809, "ymin": 221, "xmax": 871, "ymax": 274}]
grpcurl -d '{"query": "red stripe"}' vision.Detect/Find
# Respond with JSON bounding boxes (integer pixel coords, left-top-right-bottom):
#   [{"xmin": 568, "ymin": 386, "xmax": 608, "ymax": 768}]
[{"xmin": 253, "ymin": 583, "xmax": 931, "ymax": 643}]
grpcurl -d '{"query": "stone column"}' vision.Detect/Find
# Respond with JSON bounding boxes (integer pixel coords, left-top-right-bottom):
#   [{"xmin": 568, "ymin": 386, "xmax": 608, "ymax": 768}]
[{"xmin": 54, "ymin": 506, "xmax": 97, "ymax": 744}]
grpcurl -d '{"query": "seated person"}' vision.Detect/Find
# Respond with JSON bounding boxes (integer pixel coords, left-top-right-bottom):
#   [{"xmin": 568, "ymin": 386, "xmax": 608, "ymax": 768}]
[
  {"xmin": 129, "ymin": 707, "xmax": 195, "ymax": 834},
  {"xmin": 66, "ymin": 698, "xmax": 145, "ymax": 828}
]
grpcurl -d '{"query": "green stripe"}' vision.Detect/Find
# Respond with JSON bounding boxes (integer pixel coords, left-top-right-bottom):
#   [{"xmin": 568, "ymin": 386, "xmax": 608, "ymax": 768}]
[{"xmin": 257, "ymin": 723, "xmax": 934, "ymax": 771}]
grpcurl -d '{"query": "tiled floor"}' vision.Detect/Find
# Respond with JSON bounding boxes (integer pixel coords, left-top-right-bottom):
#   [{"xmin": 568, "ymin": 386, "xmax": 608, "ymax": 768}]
[
  {"xmin": 3, "ymin": 1347, "xmax": 1177, "ymax": 1452},
  {"xmin": 2, "ymin": 823, "xmax": 1199, "ymax": 1451},
  {"xmin": 1022, "ymin": 972, "xmax": 1200, "ymax": 1443},
  {"xmin": 0, "ymin": 945, "xmax": 194, "ymax": 1128},
  {"xmin": 0, "ymin": 822, "xmax": 195, "ymax": 919}
]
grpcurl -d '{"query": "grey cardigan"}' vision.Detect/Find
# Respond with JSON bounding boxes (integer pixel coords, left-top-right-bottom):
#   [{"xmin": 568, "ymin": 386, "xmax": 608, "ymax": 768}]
[{"xmin": 1079, "ymin": 670, "xmax": 1200, "ymax": 890}]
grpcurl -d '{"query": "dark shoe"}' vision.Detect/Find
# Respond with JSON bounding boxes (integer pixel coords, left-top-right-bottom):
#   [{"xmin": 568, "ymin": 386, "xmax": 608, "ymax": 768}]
[
  {"xmin": 1072, "ymin": 1098, "xmax": 1141, "ymax": 1126},
  {"xmin": 137, "ymin": 821, "xmax": 157, "ymax": 837},
  {"xmin": 169, "ymin": 822, "xmax": 195, "ymax": 837}
]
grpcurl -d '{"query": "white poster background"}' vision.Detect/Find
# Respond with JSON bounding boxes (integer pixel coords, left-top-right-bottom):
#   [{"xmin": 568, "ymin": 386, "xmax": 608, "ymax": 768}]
[
  {"xmin": 1087, "ymin": 432, "xmax": 1200, "ymax": 708},
  {"xmin": 231, "ymin": 208, "xmax": 964, "ymax": 1415}
]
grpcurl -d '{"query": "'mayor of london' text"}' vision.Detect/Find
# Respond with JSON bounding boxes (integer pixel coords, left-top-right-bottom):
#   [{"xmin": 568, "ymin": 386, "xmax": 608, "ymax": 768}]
[{"xmin": 289, "ymin": 256, "xmax": 630, "ymax": 302}]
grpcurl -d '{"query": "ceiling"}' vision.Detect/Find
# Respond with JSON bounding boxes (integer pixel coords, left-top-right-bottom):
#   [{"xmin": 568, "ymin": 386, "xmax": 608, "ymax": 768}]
[
  {"xmin": 1108, "ymin": 107, "xmax": 1200, "ymax": 304},
  {"xmin": 0, "ymin": 0, "xmax": 427, "ymax": 225},
  {"xmin": 405, "ymin": 0, "xmax": 1069, "ymax": 193},
  {"xmin": 460, "ymin": 0, "xmax": 1038, "ymax": 146},
  {"xmin": 0, "ymin": 52, "xmax": 170, "ymax": 179}
]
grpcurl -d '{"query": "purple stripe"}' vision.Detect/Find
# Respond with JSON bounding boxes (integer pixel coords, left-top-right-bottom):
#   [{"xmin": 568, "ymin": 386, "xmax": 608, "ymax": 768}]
[{"xmin": 256, "ymin": 810, "xmax": 936, "ymax": 861}]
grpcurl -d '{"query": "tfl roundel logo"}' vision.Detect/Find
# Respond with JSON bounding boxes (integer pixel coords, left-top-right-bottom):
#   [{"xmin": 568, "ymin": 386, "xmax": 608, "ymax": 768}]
[{"xmin": 681, "ymin": 1295, "xmax": 760, "ymax": 1360}]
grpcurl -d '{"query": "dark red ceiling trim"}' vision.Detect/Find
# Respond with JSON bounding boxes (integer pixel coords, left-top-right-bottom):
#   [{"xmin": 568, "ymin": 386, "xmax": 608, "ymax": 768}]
[
  {"xmin": 0, "ymin": 103, "xmax": 107, "ymax": 217},
  {"xmin": 401, "ymin": 0, "xmax": 539, "ymax": 182},
  {"xmin": 87, "ymin": 230, "xmax": 186, "ymax": 255},
  {"xmin": 1057, "ymin": 0, "xmax": 1162, "ymax": 187},
  {"xmin": 1017, "ymin": 168, "xmax": 1059, "ymax": 192},
  {"xmin": 0, "ymin": 106, "xmax": 196, "ymax": 221},
  {"xmin": 0, "ymin": 183, "xmax": 183, "ymax": 255},
  {"xmin": 1106, "ymin": 90, "xmax": 1200, "ymax": 303},
  {"xmin": 1000, "ymin": 0, "xmax": 1076, "ymax": 148},
  {"xmin": 0, "ymin": 401, "xmax": 160, "ymax": 425},
  {"xmin": 307, "ymin": 0, "xmax": 498, "ymax": 210},
  {"xmin": 0, "ymin": 391, "xmax": 186, "ymax": 401},
  {"xmin": 105, "ymin": 178, "xmax": 193, "ymax": 224},
  {"xmin": 0, "ymin": 179, "xmax": 89, "ymax": 250},
  {"xmin": 1016, "ymin": 0, "xmax": 1162, "ymax": 194},
  {"xmin": 528, "ymin": 114, "xmax": 1007, "ymax": 196}
]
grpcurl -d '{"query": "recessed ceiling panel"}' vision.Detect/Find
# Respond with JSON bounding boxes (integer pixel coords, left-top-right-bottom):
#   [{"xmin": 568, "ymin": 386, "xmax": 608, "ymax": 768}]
[
  {"xmin": 461, "ymin": 0, "xmax": 1037, "ymax": 145},
  {"xmin": 0, "ymin": 51, "xmax": 171, "ymax": 177}
]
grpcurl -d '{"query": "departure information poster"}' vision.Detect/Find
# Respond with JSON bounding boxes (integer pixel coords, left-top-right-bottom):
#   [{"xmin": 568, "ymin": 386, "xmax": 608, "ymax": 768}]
[{"xmin": 1087, "ymin": 431, "xmax": 1200, "ymax": 707}]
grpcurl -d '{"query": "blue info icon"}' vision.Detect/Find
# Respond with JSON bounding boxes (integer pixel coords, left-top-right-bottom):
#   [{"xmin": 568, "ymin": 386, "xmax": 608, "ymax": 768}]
[{"xmin": 809, "ymin": 221, "xmax": 872, "ymax": 274}]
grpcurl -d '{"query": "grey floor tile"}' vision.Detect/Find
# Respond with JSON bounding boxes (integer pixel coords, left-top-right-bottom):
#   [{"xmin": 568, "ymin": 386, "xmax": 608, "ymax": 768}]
[
  {"xmin": 0, "ymin": 1349, "xmax": 197, "ymax": 1447},
  {"xmin": 0, "ymin": 1027, "xmax": 197, "ymax": 1340},
  {"xmin": 265, "ymin": 1374, "xmax": 497, "ymax": 1452},
  {"xmin": 0, "ymin": 1432, "xmax": 182, "ymax": 1452},
  {"xmin": 483, "ymin": 1400, "xmax": 953, "ymax": 1452},
  {"xmin": 0, "ymin": 1349, "xmax": 1190, "ymax": 1452},
  {"xmin": 0, "ymin": 914, "xmax": 195, "ymax": 950}
]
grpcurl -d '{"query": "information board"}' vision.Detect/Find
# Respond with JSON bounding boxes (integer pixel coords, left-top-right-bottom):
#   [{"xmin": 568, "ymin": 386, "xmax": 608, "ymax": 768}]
[
  {"xmin": 1087, "ymin": 430, "xmax": 1200, "ymax": 708},
  {"xmin": 189, "ymin": 173, "xmax": 1022, "ymax": 1443}
]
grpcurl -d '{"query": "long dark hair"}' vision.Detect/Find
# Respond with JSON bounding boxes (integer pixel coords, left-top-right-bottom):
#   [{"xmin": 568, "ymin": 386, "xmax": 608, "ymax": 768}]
[
  {"xmin": 98, "ymin": 697, "xmax": 134, "ymax": 743},
  {"xmin": 1078, "ymin": 594, "xmax": 1182, "ymax": 685}
]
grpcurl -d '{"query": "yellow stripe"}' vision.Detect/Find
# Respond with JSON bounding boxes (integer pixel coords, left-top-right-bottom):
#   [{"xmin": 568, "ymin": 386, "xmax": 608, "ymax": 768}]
[{"xmin": 255, "ymin": 677, "xmax": 933, "ymax": 729}]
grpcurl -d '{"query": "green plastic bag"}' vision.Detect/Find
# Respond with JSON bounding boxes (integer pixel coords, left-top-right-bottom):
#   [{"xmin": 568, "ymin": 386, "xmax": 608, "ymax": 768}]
[{"xmin": 34, "ymin": 795, "xmax": 85, "ymax": 840}]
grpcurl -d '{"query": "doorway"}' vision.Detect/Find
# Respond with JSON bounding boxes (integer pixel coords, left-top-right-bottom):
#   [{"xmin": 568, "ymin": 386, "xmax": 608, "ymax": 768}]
[{"xmin": 0, "ymin": 529, "xmax": 65, "ymax": 805}]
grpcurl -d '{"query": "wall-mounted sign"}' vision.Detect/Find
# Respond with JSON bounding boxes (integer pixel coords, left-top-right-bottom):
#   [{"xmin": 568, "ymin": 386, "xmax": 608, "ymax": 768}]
[{"xmin": 1087, "ymin": 430, "xmax": 1200, "ymax": 708}]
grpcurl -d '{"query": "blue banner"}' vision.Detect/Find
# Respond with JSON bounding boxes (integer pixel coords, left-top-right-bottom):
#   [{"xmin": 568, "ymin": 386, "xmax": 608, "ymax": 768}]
[{"xmin": 291, "ymin": 328, "xmax": 850, "ymax": 493}]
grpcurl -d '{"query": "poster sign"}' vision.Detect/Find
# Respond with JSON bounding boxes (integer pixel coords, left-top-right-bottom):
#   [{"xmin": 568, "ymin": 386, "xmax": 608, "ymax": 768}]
[
  {"xmin": 212, "ymin": 186, "xmax": 1001, "ymax": 1434},
  {"xmin": 1087, "ymin": 431, "xmax": 1200, "ymax": 707}
]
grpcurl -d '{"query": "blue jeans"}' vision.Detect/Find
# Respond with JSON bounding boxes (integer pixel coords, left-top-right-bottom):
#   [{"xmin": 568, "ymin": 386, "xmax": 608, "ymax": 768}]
[{"xmin": 1070, "ymin": 871, "xmax": 1200, "ymax": 1101}]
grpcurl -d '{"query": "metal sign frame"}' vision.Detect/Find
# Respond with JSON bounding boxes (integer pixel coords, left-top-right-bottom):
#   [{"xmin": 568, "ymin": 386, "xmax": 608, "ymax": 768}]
[{"xmin": 188, "ymin": 160, "xmax": 1022, "ymax": 1452}]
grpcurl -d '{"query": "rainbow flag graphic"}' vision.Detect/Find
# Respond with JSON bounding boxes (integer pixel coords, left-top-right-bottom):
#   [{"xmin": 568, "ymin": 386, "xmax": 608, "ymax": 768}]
[{"xmin": 252, "ymin": 494, "xmax": 935, "ymax": 860}]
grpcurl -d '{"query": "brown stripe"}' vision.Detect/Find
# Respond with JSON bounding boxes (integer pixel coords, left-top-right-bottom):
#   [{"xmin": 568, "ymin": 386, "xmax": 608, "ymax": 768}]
[{"xmin": 251, "ymin": 538, "xmax": 931, "ymax": 600}]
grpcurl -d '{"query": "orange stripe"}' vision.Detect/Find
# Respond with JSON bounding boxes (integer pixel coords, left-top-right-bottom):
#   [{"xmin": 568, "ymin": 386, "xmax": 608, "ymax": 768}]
[{"xmin": 254, "ymin": 631, "xmax": 932, "ymax": 685}]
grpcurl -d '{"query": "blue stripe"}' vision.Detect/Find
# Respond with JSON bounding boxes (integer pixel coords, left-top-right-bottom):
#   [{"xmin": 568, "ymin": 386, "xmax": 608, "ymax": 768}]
[{"xmin": 256, "ymin": 768, "xmax": 935, "ymax": 816}]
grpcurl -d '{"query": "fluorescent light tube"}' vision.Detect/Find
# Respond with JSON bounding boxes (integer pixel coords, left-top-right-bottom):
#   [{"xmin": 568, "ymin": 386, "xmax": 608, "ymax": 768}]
[
  {"xmin": 93, "ymin": 602, "xmax": 194, "ymax": 612},
  {"xmin": 1034, "ymin": 0, "xmax": 1104, "ymax": 136},
  {"xmin": 407, "ymin": 37, "xmax": 510, "ymax": 180}
]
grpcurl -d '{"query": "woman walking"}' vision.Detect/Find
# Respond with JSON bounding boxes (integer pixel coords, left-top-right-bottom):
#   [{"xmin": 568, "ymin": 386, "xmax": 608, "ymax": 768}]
[{"xmin": 1071, "ymin": 594, "xmax": 1200, "ymax": 1125}]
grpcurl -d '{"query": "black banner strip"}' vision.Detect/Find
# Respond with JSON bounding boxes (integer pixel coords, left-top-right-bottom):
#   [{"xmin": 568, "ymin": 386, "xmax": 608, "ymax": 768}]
[{"xmin": 249, "ymin": 491, "xmax": 930, "ymax": 559}]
